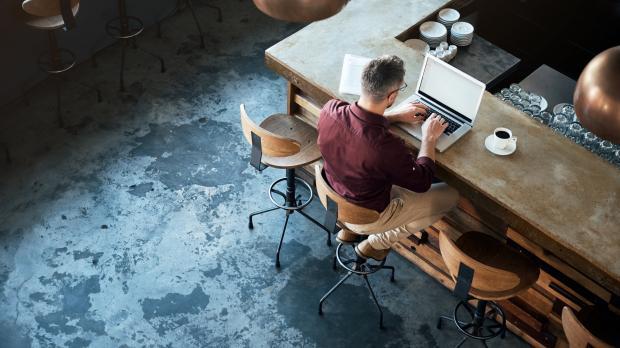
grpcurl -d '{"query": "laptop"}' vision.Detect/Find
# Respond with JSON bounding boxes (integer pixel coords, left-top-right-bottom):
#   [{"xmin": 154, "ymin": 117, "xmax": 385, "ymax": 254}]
[{"xmin": 391, "ymin": 54, "xmax": 486, "ymax": 152}]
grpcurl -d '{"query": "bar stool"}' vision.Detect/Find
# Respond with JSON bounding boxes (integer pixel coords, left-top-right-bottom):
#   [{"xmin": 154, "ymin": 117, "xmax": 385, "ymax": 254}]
[
  {"xmin": 157, "ymin": 0, "xmax": 223, "ymax": 49},
  {"xmin": 105, "ymin": 0, "xmax": 166, "ymax": 92},
  {"xmin": 313, "ymin": 164, "xmax": 396, "ymax": 329},
  {"xmin": 562, "ymin": 306, "xmax": 620, "ymax": 348},
  {"xmin": 239, "ymin": 104, "xmax": 331, "ymax": 268},
  {"xmin": 22, "ymin": 0, "xmax": 102, "ymax": 127},
  {"xmin": 436, "ymin": 230, "xmax": 540, "ymax": 347}
]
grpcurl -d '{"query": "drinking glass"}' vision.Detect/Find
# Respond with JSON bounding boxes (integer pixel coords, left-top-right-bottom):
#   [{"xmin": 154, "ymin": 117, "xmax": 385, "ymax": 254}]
[
  {"xmin": 529, "ymin": 94, "xmax": 542, "ymax": 106},
  {"xmin": 529, "ymin": 104, "xmax": 541, "ymax": 115},
  {"xmin": 565, "ymin": 122, "xmax": 583, "ymax": 144},
  {"xmin": 612, "ymin": 149, "xmax": 620, "ymax": 166},
  {"xmin": 562, "ymin": 104, "xmax": 577, "ymax": 122},
  {"xmin": 518, "ymin": 90, "xmax": 530, "ymax": 100},
  {"xmin": 510, "ymin": 95, "xmax": 523, "ymax": 105},
  {"xmin": 509, "ymin": 83, "xmax": 521, "ymax": 93},
  {"xmin": 539, "ymin": 111, "xmax": 553, "ymax": 125},
  {"xmin": 522, "ymin": 107, "xmax": 533, "ymax": 115},
  {"xmin": 598, "ymin": 140, "xmax": 615, "ymax": 159},
  {"xmin": 532, "ymin": 116, "xmax": 544, "ymax": 124},
  {"xmin": 520, "ymin": 99, "xmax": 531, "ymax": 108},
  {"xmin": 582, "ymin": 132, "xmax": 599, "ymax": 151},
  {"xmin": 551, "ymin": 113, "xmax": 570, "ymax": 133},
  {"xmin": 500, "ymin": 88, "xmax": 511, "ymax": 98}
]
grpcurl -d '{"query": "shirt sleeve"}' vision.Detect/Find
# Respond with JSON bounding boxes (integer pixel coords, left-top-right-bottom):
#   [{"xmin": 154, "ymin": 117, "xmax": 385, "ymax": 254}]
[{"xmin": 384, "ymin": 138, "xmax": 436, "ymax": 193}]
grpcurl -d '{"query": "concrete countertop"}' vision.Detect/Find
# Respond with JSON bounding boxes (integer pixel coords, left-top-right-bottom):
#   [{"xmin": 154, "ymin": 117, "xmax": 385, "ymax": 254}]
[{"xmin": 265, "ymin": 0, "xmax": 620, "ymax": 291}]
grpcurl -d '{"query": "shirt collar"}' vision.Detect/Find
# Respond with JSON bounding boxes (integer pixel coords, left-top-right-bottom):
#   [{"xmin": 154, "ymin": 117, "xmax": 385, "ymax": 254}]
[{"xmin": 350, "ymin": 102, "xmax": 390, "ymax": 128}]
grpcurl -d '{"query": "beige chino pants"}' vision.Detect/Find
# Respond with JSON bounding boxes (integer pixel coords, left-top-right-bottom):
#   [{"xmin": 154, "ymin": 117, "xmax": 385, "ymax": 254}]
[{"xmin": 345, "ymin": 183, "xmax": 459, "ymax": 250}]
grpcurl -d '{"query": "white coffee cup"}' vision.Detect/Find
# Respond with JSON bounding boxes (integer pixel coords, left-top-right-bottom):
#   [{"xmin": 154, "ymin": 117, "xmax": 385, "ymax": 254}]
[{"xmin": 493, "ymin": 127, "xmax": 517, "ymax": 150}]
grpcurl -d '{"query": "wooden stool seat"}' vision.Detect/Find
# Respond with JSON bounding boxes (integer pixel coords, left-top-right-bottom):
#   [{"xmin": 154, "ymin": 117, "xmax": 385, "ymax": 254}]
[
  {"xmin": 259, "ymin": 114, "xmax": 321, "ymax": 169},
  {"xmin": 456, "ymin": 231, "xmax": 539, "ymax": 300},
  {"xmin": 563, "ymin": 306, "xmax": 620, "ymax": 348},
  {"xmin": 23, "ymin": 3, "xmax": 80, "ymax": 30}
]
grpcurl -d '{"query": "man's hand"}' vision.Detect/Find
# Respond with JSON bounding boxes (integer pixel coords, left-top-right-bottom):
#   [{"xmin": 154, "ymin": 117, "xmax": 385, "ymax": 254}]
[
  {"xmin": 386, "ymin": 102, "xmax": 429, "ymax": 125},
  {"xmin": 421, "ymin": 114, "xmax": 448, "ymax": 144}
]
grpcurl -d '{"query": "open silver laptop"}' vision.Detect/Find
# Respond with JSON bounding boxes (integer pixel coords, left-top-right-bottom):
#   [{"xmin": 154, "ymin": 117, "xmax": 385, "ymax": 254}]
[{"xmin": 392, "ymin": 54, "xmax": 486, "ymax": 152}]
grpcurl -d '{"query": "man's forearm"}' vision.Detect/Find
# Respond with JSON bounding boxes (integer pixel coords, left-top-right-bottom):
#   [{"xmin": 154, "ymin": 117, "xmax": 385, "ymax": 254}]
[{"xmin": 418, "ymin": 138, "xmax": 436, "ymax": 161}]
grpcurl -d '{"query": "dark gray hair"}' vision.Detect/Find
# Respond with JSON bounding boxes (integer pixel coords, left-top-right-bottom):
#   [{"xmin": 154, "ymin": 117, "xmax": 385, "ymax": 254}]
[{"xmin": 361, "ymin": 55, "xmax": 405, "ymax": 101}]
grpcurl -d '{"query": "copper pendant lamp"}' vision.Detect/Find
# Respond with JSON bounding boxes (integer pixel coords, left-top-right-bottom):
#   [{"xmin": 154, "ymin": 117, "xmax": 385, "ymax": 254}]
[
  {"xmin": 573, "ymin": 46, "xmax": 620, "ymax": 144},
  {"xmin": 252, "ymin": 0, "xmax": 349, "ymax": 22}
]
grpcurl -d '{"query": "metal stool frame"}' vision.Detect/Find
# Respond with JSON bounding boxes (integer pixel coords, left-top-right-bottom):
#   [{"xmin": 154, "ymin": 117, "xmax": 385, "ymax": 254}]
[
  {"xmin": 157, "ymin": 0, "xmax": 223, "ymax": 49},
  {"xmin": 37, "ymin": 30, "xmax": 102, "ymax": 128},
  {"xmin": 105, "ymin": 0, "xmax": 166, "ymax": 92},
  {"xmin": 248, "ymin": 168, "xmax": 332, "ymax": 268},
  {"xmin": 319, "ymin": 242, "xmax": 395, "ymax": 329}
]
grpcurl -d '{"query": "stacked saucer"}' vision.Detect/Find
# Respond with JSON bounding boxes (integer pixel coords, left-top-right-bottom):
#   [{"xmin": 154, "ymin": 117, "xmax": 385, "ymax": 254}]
[
  {"xmin": 419, "ymin": 21, "xmax": 447, "ymax": 48},
  {"xmin": 450, "ymin": 21, "xmax": 474, "ymax": 46},
  {"xmin": 437, "ymin": 8, "xmax": 460, "ymax": 29}
]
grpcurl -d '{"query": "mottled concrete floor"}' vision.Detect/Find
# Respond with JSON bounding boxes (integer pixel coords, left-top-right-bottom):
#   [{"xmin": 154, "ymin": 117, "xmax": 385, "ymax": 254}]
[{"xmin": 0, "ymin": 1, "xmax": 528, "ymax": 347}]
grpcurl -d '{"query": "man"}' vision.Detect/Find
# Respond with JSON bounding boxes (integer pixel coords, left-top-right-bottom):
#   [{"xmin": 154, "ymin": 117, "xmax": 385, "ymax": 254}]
[{"xmin": 317, "ymin": 55, "xmax": 459, "ymax": 261}]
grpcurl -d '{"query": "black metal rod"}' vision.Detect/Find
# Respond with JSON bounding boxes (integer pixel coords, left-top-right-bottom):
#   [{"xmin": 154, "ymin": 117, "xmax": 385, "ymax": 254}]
[
  {"xmin": 363, "ymin": 275, "xmax": 384, "ymax": 328},
  {"xmin": 185, "ymin": 0, "xmax": 206, "ymax": 48},
  {"xmin": 285, "ymin": 168, "xmax": 296, "ymax": 207},
  {"xmin": 455, "ymin": 336, "xmax": 468, "ymax": 348},
  {"xmin": 249, "ymin": 206, "xmax": 279, "ymax": 218},
  {"xmin": 275, "ymin": 213, "xmax": 290, "ymax": 268},
  {"xmin": 319, "ymin": 271, "xmax": 353, "ymax": 314},
  {"xmin": 380, "ymin": 265, "xmax": 395, "ymax": 281}
]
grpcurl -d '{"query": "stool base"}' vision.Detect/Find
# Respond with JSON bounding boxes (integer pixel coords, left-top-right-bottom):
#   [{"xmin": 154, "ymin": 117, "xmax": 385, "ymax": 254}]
[
  {"xmin": 157, "ymin": 0, "xmax": 223, "ymax": 50},
  {"xmin": 437, "ymin": 299, "xmax": 507, "ymax": 348},
  {"xmin": 319, "ymin": 242, "xmax": 396, "ymax": 329},
  {"xmin": 248, "ymin": 168, "xmax": 332, "ymax": 268}
]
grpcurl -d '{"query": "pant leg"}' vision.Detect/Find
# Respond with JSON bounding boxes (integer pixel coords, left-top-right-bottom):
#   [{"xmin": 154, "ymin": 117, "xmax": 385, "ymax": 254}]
[{"xmin": 347, "ymin": 183, "xmax": 459, "ymax": 250}]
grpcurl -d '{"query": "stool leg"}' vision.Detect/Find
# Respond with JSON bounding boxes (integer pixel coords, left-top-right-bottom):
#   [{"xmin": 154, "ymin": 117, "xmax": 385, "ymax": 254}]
[
  {"xmin": 55, "ymin": 77, "xmax": 63, "ymax": 127},
  {"xmin": 135, "ymin": 44, "xmax": 166, "ymax": 73},
  {"xmin": 185, "ymin": 0, "xmax": 206, "ymax": 48},
  {"xmin": 248, "ymin": 206, "xmax": 279, "ymax": 229},
  {"xmin": 380, "ymin": 265, "xmax": 395, "ymax": 282},
  {"xmin": 275, "ymin": 212, "xmax": 290, "ymax": 268},
  {"xmin": 436, "ymin": 315, "xmax": 453, "ymax": 329},
  {"xmin": 200, "ymin": 1, "xmax": 223, "ymax": 22},
  {"xmin": 2, "ymin": 143, "xmax": 10, "ymax": 164},
  {"xmin": 297, "ymin": 209, "xmax": 332, "ymax": 246},
  {"xmin": 59, "ymin": 75, "xmax": 102, "ymax": 103},
  {"xmin": 120, "ymin": 40, "xmax": 127, "ymax": 92},
  {"xmin": 318, "ymin": 271, "xmax": 353, "ymax": 315},
  {"xmin": 455, "ymin": 336, "xmax": 468, "ymax": 348},
  {"xmin": 332, "ymin": 255, "xmax": 337, "ymax": 270},
  {"xmin": 363, "ymin": 275, "xmax": 384, "ymax": 329}
]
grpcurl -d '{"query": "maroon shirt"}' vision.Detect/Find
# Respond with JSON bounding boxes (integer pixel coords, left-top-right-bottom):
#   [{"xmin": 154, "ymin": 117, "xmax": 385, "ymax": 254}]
[{"xmin": 317, "ymin": 99, "xmax": 436, "ymax": 212}]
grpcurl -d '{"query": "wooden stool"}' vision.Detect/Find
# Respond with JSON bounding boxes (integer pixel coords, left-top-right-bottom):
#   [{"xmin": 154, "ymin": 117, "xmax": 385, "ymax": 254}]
[
  {"xmin": 240, "ymin": 104, "xmax": 331, "ymax": 268},
  {"xmin": 157, "ymin": 0, "xmax": 223, "ymax": 49},
  {"xmin": 436, "ymin": 231, "xmax": 540, "ymax": 347},
  {"xmin": 104, "ymin": 0, "xmax": 166, "ymax": 92},
  {"xmin": 314, "ymin": 164, "xmax": 396, "ymax": 329},
  {"xmin": 22, "ymin": 0, "xmax": 102, "ymax": 127},
  {"xmin": 562, "ymin": 306, "xmax": 620, "ymax": 348}
]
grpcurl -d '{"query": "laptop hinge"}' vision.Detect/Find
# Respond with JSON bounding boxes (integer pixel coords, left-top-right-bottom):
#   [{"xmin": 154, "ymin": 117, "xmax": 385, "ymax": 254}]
[{"xmin": 419, "ymin": 96, "xmax": 472, "ymax": 126}]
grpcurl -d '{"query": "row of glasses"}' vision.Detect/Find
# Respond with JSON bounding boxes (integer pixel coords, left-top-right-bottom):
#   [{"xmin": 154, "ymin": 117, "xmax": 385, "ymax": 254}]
[{"xmin": 494, "ymin": 84, "xmax": 620, "ymax": 167}]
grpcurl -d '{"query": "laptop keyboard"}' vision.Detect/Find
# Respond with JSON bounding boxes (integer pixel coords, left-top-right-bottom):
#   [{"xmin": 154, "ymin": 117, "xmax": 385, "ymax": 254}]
[{"xmin": 426, "ymin": 108, "xmax": 461, "ymax": 135}]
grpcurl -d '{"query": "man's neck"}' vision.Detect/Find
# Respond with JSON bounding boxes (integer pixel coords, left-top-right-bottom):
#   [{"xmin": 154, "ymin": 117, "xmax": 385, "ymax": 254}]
[{"xmin": 357, "ymin": 96, "xmax": 387, "ymax": 117}]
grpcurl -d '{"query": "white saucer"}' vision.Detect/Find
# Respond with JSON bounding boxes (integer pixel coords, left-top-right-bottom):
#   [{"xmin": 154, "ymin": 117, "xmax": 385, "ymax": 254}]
[{"xmin": 485, "ymin": 135, "xmax": 516, "ymax": 155}]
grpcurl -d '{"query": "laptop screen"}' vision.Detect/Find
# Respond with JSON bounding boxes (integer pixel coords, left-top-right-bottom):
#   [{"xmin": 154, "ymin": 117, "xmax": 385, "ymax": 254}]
[{"xmin": 417, "ymin": 55, "xmax": 485, "ymax": 124}]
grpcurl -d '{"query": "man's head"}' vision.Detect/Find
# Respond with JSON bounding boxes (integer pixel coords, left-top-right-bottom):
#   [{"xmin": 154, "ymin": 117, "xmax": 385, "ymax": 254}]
[{"xmin": 361, "ymin": 55, "xmax": 406, "ymax": 108}]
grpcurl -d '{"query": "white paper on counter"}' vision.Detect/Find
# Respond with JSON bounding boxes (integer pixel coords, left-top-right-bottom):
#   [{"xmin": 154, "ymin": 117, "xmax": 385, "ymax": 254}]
[{"xmin": 338, "ymin": 54, "xmax": 372, "ymax": 96}]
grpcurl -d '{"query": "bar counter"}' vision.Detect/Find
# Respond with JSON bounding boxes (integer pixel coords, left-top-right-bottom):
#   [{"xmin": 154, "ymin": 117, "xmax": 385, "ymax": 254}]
[{"xmin": 264, "ymin": 0, "xmax": 620, "ymax": 345}]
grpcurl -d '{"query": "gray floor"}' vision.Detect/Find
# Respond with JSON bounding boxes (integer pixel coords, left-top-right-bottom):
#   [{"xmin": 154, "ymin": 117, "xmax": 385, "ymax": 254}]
[{"xmin": 0, "ymin": 1, "xmax": 528, "ymax": 347}]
